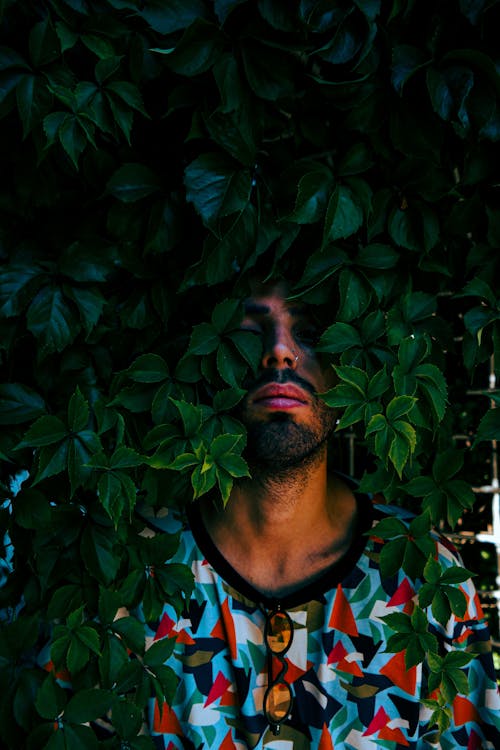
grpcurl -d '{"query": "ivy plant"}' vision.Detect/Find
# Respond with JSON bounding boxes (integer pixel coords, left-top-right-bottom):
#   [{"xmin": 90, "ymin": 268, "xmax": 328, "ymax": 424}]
[{"xmin": 0, "ymin": 0, "xmax": 499, "ymax": 746}]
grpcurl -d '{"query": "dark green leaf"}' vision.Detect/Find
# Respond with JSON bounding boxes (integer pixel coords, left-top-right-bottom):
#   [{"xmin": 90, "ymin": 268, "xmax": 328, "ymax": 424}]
[
  {"xmin": 143, "ymin": 636, "xmax": 176, "ymax": 668},
  {"xmin": 0, "ymin": 383, "xmax": 46, "ymax": 424},
  {"xmin": 316, "ymin": 322, "xmax": 362, "ymax": 353},
  {"xmin": 475, "ymin": 407, "xmax": 500, "ymax": 443},
  {"xmin": 18, "ymin": 415, "xmax": 67, "ymax": 448},
  {"xmin": 184, "ymin": 153, "xmax": 251, "ymax": 228},
  {"xmin": 14, "ymin": 488, "xmax": 51, "ymax": 529},
  {"xmin": 324, "ymin": 185, "xmax": 364, "ymax": 243},
  {"xmin": 35, "ymin": 675, "xmax": 67, "ymax": 720},
  {"xmin": 138, "ymin": 0, "xmax": 208, "ymax": 34},
  {"xmin": 61, "ymin": 723, "xmax": 99, "ymax": 750},
  {"xmin": 27, "ymin": 286, "xmax": 80, "ymax": 355},
  {"xmin": 241, "ymin": 39, "xmax": 296, "ymax": 100},
  {"xmin": 162, "ymin": 20, "xmax": 223, "ymax": 76},
  {"xmin": 111, "ymin": 699, "xmax": 144, "ymax": 741},
  {"xmin": 107, "ymin": 163, "xmax": 160, "ymax": 203},
  {"xmin": 287, "ymin": 169, "xmax": 333, "ymax": 224},
  {"xmin": 126, "ymin": 354, "xmax": 169, "ymax": 383},
  {"xmin": 64, "ymin": 689, "xmax": 113, "ymax": 723},
  {"xmin": 81, "ymin": 525, "xmax": 120, "ymax": 585},
  {"xmin": 391, "ymin": 45, "xmax": 430, "ymax": 94},
  {"xmin": 67, "ymin": 387, "xmax": 89, "ymax": 432},
  {"xmin": 29, "ymin": 17, "xmax": 60, "ymax": 67}
]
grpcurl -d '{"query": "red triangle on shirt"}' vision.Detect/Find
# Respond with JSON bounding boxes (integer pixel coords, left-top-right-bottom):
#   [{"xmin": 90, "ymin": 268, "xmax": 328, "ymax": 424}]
[
  {"xmin": 328, "ymin": 584, "xmax": 359, "ymax": 636},
  {"xmin": 388, "ymin": 578, "xmax": 415, "ymax": 607},
  {"xmin": 379, "ymin": 650, "xmax": 417, "ymax": 694},
  {"xmin": 155, "ymin": 612, "xmax": 176, "ymax": 640},
  {"xmin": 210, "ymin": 597, "xmax": 238, "ymax": 660},
  {"xmin": 205, "ymin": 671, "xmax": 232, "ymax": 707},
  {"xmin": 363, "ymin": 705, "xmax": 390, "ymax": 735},
  {"xmin": 327, "ymin": 640, "xmax": 348, "ymax": 664}
]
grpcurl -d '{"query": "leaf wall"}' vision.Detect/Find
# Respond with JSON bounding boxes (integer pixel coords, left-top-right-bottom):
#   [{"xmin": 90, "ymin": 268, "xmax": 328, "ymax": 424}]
[{"xmin": 0, "ymin": 0, "xmax": 499, "ymax": 746}]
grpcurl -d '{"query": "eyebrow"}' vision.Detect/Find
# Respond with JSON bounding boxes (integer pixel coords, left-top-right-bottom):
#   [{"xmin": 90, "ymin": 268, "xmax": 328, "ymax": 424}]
[{"xmin": 243, "ymin": 302, "xmax": 308, "ymax": 316}]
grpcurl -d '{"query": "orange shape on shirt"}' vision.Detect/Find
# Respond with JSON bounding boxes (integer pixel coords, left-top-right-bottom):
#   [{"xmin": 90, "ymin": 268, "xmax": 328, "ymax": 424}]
[
  {"xmin": 43, "ymin": 659, "xmax": 71, "ymax": 683},
  {"xmin": 154, "ymin": 701, "xmax": 183, "ymax": 735},
  {"xmin": 318, "ymin": 722, "xmax": 335, "ymax": 750},
  {"xmin": 453, "ymin": 694, "xmax": 480, "ymax": 726},
  {"xmin": 210, "ymin": 597, "xmax": 238, "ymax": 660},
  {"xmin": 337, "ymin": 656, "xmax": 364, "ymax": 677},
  {"xmin": 220, "ymin": 688, "xmax": 238, "ymax": 707},
  {"xmin": 379, "ymin": 650, "xmax": 417, "ymax": 694},
  {"xmin": 378, "ymin": 725, "xmax": 410, "ymax": 746},
  {"xmin": 176, "ymin": 628, "xmax": 196, "ymax": 645},
  {"xmin": 284, "ymin": 659, "xmax": 309, "ymax": 684},
  {"xmin": 328, "ymin": 584, "xmax": 359, "ymax": 637},
  {"xmin": 220, "ymin": 730, "xmax": 238, "ymax": 750}
]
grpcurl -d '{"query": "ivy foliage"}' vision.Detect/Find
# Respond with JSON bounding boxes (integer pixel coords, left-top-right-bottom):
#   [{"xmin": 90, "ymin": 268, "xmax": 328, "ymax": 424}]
[{"xmin": 0, "ymin": 0, "xmax": 499, "ymax": 746}]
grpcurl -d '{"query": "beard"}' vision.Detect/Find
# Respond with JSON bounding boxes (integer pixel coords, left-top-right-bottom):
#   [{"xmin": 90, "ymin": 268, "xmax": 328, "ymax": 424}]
[
  {"xmin": 238, "ymin": 371, "xmax": 336, "ymax": 471},
  {"xmin": 244, "ymin": 413, "xmax": 334, "ymax": 470}
]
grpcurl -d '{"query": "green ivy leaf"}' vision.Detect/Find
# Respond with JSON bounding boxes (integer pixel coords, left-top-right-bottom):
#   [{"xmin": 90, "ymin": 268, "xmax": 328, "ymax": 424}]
[
  {"xmin": 18, "ymin": 415, "xmax": 68, "ymax": 448},
  {"xmin": 0, "ymin": 383, "xmax": 46, "ymax": 424},
  {"xmin": 161, "ymin": 19, "xmax": 224, "ymax": 76},
  {"xmin": 323, "ymin": 185, "xmax": 364, "ymax": 243},
  {"xmin": 137, "ymin": 0, "xmax": 209, "ymax": 34},
  {"xmin": 126, "ymin": 354, "xmax": 169, "ymax": 383},
  {"xmin": 287, "ymin": 168, "xmax": 333, "ymax": 224},
  {"xmin": 107, "ymin": 163, "xmax": 161, "ymax": 202},
  {"xmin": 26, "ymin": 286, "xmax": 80, "ymax": 355},
  {"xmin": 391, "ymin": 44, "xmax": 430, "ymax": 94},
  {"xmin": 316, "ymin": 322, "xmax": 362, "ymax": 353},
  {"xmin": 474, "ymin": 407, "xmax": 500, "ymax": 444},
  {"xmin": 98, "ymin": 471, "xmax": 137, "ymax": 524},
  {"xmin": 241, "ymin": 38, "xmax": 296, "ymax": 100},
  {"xmin": 64, "ymin": 689, "xmax": 113, "ymax": 724},
  {"xmin": 184, "ymin": 153, "xmax": 251, "ymax": 229},
  {"xmin": 34, "ymin": 674, "xmax": 67, "ymax": 720},
  {"xmin": 68, "ymin": 387, "xmax": 89, "ymax": 432}
]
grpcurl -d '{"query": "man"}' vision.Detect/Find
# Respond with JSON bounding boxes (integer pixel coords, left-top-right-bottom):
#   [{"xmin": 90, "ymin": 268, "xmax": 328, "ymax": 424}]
[{"xmin": 143, "ymin": 280, "xmax": 500, "ymax": 749}]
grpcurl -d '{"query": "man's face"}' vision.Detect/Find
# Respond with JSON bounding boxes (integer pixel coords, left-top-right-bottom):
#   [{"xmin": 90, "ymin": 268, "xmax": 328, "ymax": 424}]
[{"xmin": 238, "ymin": 281, "xmax": 336, "ymax": 469}]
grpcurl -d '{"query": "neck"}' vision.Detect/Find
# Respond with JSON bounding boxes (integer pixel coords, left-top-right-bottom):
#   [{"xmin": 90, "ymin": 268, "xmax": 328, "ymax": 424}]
[
  {"xmin": 233, "ymin": 444, "xmax": 329, "ymax": 527},
  {"xmin": 200, "ymin": 448, "xmax": 359, "ymax": 597}
]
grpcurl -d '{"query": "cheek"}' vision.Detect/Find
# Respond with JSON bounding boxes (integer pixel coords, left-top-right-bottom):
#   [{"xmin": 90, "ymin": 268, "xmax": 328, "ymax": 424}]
[{"xmin": 314, "ymin": 355, "xmax": 337, "ymax": 391}]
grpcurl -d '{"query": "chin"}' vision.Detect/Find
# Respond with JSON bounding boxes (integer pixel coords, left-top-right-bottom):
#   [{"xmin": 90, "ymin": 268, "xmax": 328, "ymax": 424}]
[{"xmin": 244, "ymin": 418, "xmax": 328, "ymax": 468}]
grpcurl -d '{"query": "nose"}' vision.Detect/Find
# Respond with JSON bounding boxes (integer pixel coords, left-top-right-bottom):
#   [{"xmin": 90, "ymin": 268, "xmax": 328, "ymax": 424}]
[{"xmin": 261, "ymin": 324, "xmax": 297, "ymax": 370}]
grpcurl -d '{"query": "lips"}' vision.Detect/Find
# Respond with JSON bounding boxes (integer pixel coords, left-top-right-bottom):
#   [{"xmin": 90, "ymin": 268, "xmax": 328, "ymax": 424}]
[{"xmin": 251, "ymin": 383, "xmax": 309, "ymax": 409}]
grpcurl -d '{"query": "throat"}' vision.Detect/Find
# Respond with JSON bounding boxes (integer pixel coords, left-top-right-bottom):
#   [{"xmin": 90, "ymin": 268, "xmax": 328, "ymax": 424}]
[
  {"xmin": 238, "ymin": 541, "xmax": 356, "ymax": 599},
  {"xmin": 200, "ymin": 475, "xmax": 360, "ymax": 599}
]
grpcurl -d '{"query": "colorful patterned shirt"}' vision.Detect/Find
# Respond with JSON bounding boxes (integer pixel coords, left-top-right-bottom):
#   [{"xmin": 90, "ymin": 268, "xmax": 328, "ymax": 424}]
[{"xmin": 142, "ymin": 492, "xmax": 500, "ymax": 749}]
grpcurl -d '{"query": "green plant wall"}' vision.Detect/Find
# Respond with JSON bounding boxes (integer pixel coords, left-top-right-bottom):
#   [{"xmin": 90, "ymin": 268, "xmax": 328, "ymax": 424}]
[{"xmin": 0, "ymin": 1, "xmax": 499, "ymax": 747}]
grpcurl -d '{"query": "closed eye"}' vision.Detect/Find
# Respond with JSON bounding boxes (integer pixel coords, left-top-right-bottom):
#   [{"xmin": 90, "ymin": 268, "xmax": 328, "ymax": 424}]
[
  {"xmin": 294, "ymin": 327, "xmax": 320, "ymax": 345},
  {"xmin": 239, "ymin": 326, "xmax": 262, "ymax": 336}
]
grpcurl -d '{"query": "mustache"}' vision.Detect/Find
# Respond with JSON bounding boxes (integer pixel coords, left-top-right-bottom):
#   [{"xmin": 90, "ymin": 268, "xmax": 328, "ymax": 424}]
[{"xmin": 245, "ymin": 369, "xmax": 316, "ymax": 397}]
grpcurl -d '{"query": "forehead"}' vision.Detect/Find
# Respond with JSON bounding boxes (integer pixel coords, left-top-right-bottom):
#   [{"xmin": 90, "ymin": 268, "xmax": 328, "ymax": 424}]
[{"xmin": 243, "ymin": 281, "xmax": 308, "ymax": 318}]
